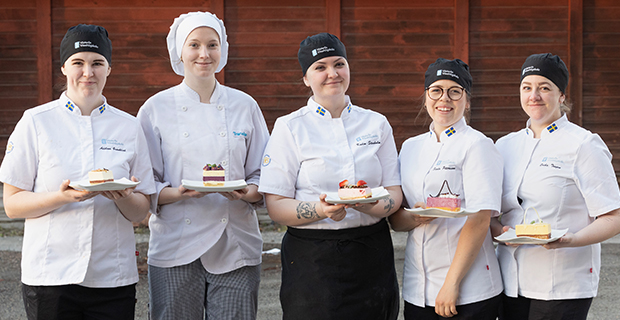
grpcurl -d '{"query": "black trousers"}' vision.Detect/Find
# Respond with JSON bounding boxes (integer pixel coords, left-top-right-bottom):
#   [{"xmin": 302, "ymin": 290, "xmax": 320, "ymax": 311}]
[
  {"xmin": 280, "ymin": 219, "xmax": 399, "ymax": 320},
  {"xmin": 404, "ymin": 294, "xmax": 501, "ymax": 320},
  {"xmin": 22, "ymin": 283, "xmax": 136, "ymax": 320},
  {"xmin": 499, "ymin": 293, "xmax": 592, "ymax": 320}
]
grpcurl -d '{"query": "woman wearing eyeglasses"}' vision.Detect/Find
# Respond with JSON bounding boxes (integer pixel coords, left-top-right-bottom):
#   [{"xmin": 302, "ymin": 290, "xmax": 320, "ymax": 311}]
[{"xmin": 389, "ymin": 58, "xmax": 503, "ymax": 320}]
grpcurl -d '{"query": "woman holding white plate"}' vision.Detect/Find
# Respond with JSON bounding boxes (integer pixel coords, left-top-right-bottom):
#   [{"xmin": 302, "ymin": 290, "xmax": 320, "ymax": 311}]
[
  {"xmin": 137, "ymin": 12, "xmax": 269, "ymax": 319},
  {"xmin": 0, "ymin": 24, "xmax": 155, "ymax": 319},
  {"xmin": 259, "ymin": 32, "xmax": 402, "ymax": 319},
  {"xmin": 389, "ymin": 58, "xmax": 503, "ymax": 319},
  {"xmin": 491, "ymin": 53, "xmax": 620, "ymax": 320}
]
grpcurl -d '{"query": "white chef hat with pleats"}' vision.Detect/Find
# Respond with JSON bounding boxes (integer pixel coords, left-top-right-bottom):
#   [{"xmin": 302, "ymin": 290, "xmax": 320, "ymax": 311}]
[{"xmin": 166, "ymin": 11, "xmax": 228, "ymax": 76}]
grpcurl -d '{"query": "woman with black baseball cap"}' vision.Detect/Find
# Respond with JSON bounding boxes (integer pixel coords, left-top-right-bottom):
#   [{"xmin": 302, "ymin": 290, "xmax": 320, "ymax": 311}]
[
  {"xmin": 259, "ymin": 32, "xmax": 402, "ymax": 319},
  {"xmin": 389, "ymin": 58, "xmax": 503, "ymax": 319},
  {"xmin": 0, "ymin": 24, "xmax": 155, "ymax": 319},
  {"xmin": 492, "ymin": 53, "xmax": 620, "ymax": 320}
]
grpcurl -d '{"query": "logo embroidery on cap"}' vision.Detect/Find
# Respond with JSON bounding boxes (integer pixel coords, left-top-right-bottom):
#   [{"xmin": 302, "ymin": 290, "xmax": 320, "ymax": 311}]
[
  {"xmin": 74, "ymin": 41, "xmax": 99, "ymax": 49},
  {"xmin": 546, "ymin": 123, "xmax": 558, "ymax": 133},
  {"xmin": 437, "ymin": 70, "xmax": 459, "ymax": 79},
  {"xmin": 316, "ymin": 106, "xmax": 326, "ymax": 116},
  {"xmin": 312, "ymin": 46, "xmax": 335, "ymax": 57},
  {"xmin": 262, "ymin": 155, "xmax": 271, "ymax": 167},
  {"xmin": 66, "ymin": 101, "xmax": 75, "ymax": 111},
  {"xmin": 445, "ymin": 127, "xmax": 456, "ymax": 137},
  {"xmin": 522, "ymin": 66, "xmax": 540, "ymax": 75}
]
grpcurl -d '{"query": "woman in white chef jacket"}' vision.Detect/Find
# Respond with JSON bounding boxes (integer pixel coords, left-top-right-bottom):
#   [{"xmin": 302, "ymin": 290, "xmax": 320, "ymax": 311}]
[
  {"xmin": 0, "ymin": 24, "xmax": 155, "ymax": 319},
  {"xmin": 389, "ymin": 58, "xmax": 503, "ymax": 320},
  {"xmin": 491, "ymin": 53, "xmax": 620, "ymax": 320},
  {"xmin": 137, "ymin": 12, "xmax": 269, "ymax": 320},
  {"xmin": 259, "ymin": 32, "xmax": 402, "ymax": 320}
]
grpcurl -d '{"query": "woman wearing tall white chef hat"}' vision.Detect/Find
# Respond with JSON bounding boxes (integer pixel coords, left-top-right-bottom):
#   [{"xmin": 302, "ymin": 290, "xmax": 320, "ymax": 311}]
[{"xmin": 137, "ymin": 11, "xmax": 269, "ymax": 320}]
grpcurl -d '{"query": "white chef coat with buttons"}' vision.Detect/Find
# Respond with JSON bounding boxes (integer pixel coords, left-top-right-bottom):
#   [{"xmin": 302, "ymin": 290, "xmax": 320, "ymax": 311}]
[
  {"xmin": 496, "ymin": 115, "xmax": 620, "ymax": 300},
  {"xmin": 258, "ymin": 96, "xmax": 400, "ymax": 230},
  {"xmin": 137, "ymin": 81, "xmax": 269, "ymax": 273},
  {"xmin": 399, "ymin": 117, "xmax": 504, "ymax": 307},
  {"xmin": 0, "ymin": 92, "xmax": 156, "ymax": 287}
]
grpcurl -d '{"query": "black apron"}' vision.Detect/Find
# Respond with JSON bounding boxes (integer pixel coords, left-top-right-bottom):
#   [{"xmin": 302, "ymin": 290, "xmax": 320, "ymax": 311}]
[{"xmin": 280, "ymin": 218, "xmax": 399, "ymax": 320}]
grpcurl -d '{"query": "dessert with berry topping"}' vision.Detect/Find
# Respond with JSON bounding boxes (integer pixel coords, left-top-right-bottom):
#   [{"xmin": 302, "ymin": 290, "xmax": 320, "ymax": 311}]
[
  {"xmin": 338, "ymin": 179, "xmax": 373, "ymax": 200},
  {"xmin": 89, "ymin": 168, "xmax": 114, "ymax": 184},
  {"xmin": 426, "ymin": 180, "xmax": 461, "ymax": 211},
  {"xmin": 203, "ymin": 164, "xmax": 225, "ymax": 186}
]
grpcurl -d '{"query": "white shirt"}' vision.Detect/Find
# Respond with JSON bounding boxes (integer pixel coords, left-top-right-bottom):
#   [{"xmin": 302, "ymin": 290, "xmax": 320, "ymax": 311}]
[
  {"xmin": 258, "ymin": 96, "xmax": 400, "ymax": 229},
  {"xmin": 0, "ymin": 92, "xmax": 155, "ymax": 287},
  {"xmin": 137, "ymin": 81, "xmax": 269, "ymax": 273},
  {"xmin": 399, "ymin": 118, "xmax": 504, "ymax": 307},
  {"xmin": 496, "ymin": 114, "xmax": 620, "ymax": 300}
]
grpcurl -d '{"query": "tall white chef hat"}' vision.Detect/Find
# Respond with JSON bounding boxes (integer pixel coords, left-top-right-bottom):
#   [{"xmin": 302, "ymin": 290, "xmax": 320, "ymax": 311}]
[{"xmin": 166, "ymin": 11, "xmax": 228, "ymax": 76}]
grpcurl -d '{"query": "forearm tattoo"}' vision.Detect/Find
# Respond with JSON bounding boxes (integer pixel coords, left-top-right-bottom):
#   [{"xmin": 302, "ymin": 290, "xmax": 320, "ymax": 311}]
[
  {"xmin": 296, "ymin": 202, "xmax": 319, "ymax": 220},
  {"xmin": 383, "ymin": 197, "xmax": 395, "ymax": 213}
]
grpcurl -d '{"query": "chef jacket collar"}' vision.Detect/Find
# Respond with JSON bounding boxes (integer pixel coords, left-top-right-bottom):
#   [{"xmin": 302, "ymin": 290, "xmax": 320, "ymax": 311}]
[
  {"xmin": 428, "ymin": 116, "xmax": 467, "ymax": 141},
  {"xmin": 180, "ymin": 79, "xmax": 222, "ymax": 104},
  {"xmin": 60, "ymin": 91, "xmax": 108, "ymax": 116},
  {"xmin": 306, "ymin": 95, "xmax": 352, "ymax": 119},
  {"xmin": 525, "ymin": 114, "xmax": 567, "ymax": 138}
]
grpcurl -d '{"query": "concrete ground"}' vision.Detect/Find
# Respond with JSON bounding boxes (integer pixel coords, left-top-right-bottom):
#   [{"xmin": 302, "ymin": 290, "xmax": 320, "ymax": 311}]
[{"xmin": 2, "ymin": 230, "xmax": 620, "ymax": 319}]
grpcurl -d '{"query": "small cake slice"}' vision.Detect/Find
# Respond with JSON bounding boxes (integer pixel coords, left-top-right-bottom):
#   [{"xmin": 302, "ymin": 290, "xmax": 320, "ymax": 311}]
[
  {"xmin": 426, "ymin": 180, "xmax": 461, "ymax": 211},
  {"xmin": 89, "ymin": 168, "xmax": 114, "ymax": 184},
  {"xmin": 338, "ymin": 179, "xmax": 372, "ymax": 200},
  {"xmin": 515, "ymin": 222, "xmax": 551, "ymax": 239},
  {"xmin": 515, "ymin": 207, "xmax": 551, "ymax": 239},
  {"xmin": 203, "ymin": 164, "xmax": 225, "ymax": 186}
]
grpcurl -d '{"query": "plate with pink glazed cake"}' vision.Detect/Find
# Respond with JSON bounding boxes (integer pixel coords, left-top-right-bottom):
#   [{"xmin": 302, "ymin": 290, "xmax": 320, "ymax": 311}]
[
  {"xmin": 325, "ymin": 179, "xmax": 390, "ymax": 204},
  {"xmin": 406, "ymin": 180, "xmax": 477, "ymax": 218}
]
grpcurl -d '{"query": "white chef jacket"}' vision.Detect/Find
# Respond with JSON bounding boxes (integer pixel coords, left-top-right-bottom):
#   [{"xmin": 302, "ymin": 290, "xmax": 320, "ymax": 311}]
[
  {"xmin": 137, "ymin": 81, "xmax": 269, "ymax": 273},
  {"xmin": 0, "ymin": 92, "xmax": 156, "ymax": 287},
  {"xmin": 258, "ymin": 96, "xmax": 400, "ymax": 230},
  {"xmin": 496, "ymin": 114, "xmax": 620, "ymax": 300},
  {"xmin": 399, "ymin": 117, "xmax": 504, "ymax": 307}
]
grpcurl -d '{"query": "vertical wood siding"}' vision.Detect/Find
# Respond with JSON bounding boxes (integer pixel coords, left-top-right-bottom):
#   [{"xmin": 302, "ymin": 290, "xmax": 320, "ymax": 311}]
[
  {"xmin": 0, "ymin": 0, "xmax": 38, "ymax": 157},
  {"xmin": 1, "ymin": 0, "xmax": 619, "ymax": 177}
]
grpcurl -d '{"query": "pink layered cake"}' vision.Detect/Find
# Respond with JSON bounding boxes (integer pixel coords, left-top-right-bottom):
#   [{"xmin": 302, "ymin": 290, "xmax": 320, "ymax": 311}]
[
  {"xmin": 426, "ymin": 180, "xmax": 461, "ymax": 211},
  {"xmin": 338, "ymin": 179, "xmax": 372, "ymax": 200},
  {"xmin": 203, "ymin": 164, "xmax": 225, "ymax": 186}
]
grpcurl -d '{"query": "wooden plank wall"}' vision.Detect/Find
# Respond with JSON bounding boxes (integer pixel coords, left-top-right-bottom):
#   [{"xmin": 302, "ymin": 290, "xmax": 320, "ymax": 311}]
[
  {"xmin": 582, "ymin": 0, "xmax": 620, "ymax": 173},
  {"xmin": 341, "ymin": 0, "xmax": 456, "ymax": 143},
  {"xmin": 469, "ymin": 0, "xmax": 570, "ymax": 140},
  {"xmin": 0, "ymin": 0, "xmax": 39, "ymax": 158},
  {"xmin": 1, "ymin": 0, "xmax": 620, "ymax": 176}
]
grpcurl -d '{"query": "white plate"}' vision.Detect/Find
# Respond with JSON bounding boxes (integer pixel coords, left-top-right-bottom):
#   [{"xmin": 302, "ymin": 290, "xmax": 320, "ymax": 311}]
[
  {"xmin": 181, "ymin": 179, "xmax": 248, "ymax": 192},
  {"xmin": 494, "ymin": 228, "xmax": 569, "ymax": 245},
  {"xmin": 404, "ymin": 207, "xmax": 479, "ymax": 218},
  {"xmin": 325, "ymin": 187, "xmax": 389, "ymax": 204},
  {"xmin": 69, "ymin": 178, "xmax": 140, "ymax": 191}
]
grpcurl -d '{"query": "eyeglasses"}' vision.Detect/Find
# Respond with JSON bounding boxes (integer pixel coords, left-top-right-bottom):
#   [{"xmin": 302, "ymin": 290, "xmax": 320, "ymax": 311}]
[{"xmin": 426, "ymin": 86, "xmax": 465, "ymax": 101}]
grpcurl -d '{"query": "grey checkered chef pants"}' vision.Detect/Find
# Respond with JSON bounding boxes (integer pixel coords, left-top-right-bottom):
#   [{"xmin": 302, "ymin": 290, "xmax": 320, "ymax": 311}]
[{"xmin": 148, "ymin": 259, "xmax": 260, "ymax": 320}]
